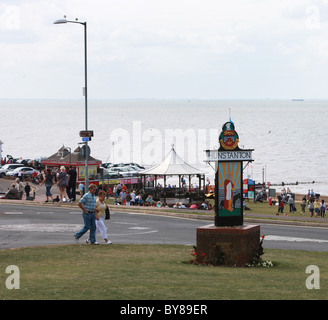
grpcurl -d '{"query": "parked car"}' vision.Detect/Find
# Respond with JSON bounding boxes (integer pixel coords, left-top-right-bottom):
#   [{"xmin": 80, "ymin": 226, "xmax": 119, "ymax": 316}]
[
  {"xmin": 101, "ymin": 162, "xmax": 145, "ymax": 178},
  {"xmin": 16, "ymin": 159, "xmax": 31, "ymax": 166},
  {"xmin": 103, "ymin": 169, "xmax": 121, "ymax": 179},
  {"xmin": 101, "ymin": 162, "xmax": 112, "ymax": 169},
  {"xmin": 0, "ymin": 164, "xmax": 25, "ymax": 177},
  {"xmin": 110, "ymin": 167, "xmax": 139, "ymax": 177},
  {"xmin": 6, "ymin": 166, "xmax": 39, "ymax": 177}
]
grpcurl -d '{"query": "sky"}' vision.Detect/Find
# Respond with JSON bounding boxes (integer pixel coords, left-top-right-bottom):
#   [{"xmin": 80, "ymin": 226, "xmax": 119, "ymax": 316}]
[{"xmin": 1, "ymin": 0, "xmax": 328, "ymax": 99}]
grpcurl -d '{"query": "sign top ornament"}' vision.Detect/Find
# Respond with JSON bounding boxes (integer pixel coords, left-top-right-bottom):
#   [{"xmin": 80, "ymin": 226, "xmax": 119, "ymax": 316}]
[{"xmin": 219, "ymin": 122, "xmax": 239, "ymax": 151}]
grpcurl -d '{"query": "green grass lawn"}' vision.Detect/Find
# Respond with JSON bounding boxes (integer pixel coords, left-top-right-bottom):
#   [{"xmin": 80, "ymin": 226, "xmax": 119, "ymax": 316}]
[
  {"xmin": 0, "ymin": 244, "xmax": 327, "ymax": 300},
  {"xmin": 246, "ymin": 200, "xmax": 315, "ymax": 216},
  {"xmin": 201, "ymin": 198, "xmax": 327, "ymax": 222}
]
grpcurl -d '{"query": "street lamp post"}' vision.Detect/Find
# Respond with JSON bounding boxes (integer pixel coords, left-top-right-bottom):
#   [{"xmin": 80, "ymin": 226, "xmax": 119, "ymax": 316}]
[{"xmin": 54, "ymin": 18, "xmax": 89, "ymax": 192}]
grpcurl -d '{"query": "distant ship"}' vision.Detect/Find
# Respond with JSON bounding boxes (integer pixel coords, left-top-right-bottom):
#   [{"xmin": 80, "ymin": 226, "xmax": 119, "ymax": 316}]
[{"xmin": 292, "ymin": 99, "xmax": 304, "ymax": 101}]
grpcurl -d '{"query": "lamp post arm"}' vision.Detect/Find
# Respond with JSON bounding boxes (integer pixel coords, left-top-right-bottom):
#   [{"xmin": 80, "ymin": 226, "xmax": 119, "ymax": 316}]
[{"xmin": 67, "ymin": 20, "xmax": 86, "ymax": 26}]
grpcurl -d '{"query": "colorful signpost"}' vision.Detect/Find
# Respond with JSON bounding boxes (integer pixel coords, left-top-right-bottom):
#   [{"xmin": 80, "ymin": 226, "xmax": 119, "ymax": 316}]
[
  {"xmin": 197, "ymin": 120, "xmax": 259, "ymax": 267},
  {"xmin": 205, "ymin": 121, "xmax": 254, "ymax": 226}
]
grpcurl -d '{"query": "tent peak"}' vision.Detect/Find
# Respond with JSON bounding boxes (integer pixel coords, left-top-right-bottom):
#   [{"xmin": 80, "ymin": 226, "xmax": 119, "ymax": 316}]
[{"xmin": 140, "ymin": 146, "xmax": 204, "ymax": 176}]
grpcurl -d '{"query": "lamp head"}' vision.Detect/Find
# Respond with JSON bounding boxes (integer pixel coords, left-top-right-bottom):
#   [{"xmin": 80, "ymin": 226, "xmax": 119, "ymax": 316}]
[{"xmin": 53, "ymin": 19, "xmax": 68, "ymax": 24}]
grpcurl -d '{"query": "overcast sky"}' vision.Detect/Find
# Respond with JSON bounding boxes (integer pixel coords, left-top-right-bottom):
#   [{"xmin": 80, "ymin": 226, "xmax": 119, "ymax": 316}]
[{"xmin": 1, "ymin": 0, "xmax": 328, "ymax": 99}]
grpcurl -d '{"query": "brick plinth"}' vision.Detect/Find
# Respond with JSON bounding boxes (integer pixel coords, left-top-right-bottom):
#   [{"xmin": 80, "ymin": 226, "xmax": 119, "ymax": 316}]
[{"xmin": 196, "ymin": 224, "xmax": 260, "ymax": 267}]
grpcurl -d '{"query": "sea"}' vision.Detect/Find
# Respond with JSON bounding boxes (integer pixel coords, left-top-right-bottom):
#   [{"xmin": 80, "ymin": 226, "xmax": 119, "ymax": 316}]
[{"xmin": 0, "ymin": 99, "xmax": 327, "ymax": 195}]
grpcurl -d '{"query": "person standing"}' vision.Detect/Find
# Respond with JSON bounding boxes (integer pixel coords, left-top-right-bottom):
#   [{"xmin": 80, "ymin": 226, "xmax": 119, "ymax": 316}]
[
  {"xmin": 40, "ymin": 169, "xmax": 55, "ymax": 203},
  {"xmin": 66, "ymin": 165, "xmax": 77, "ymax": 202},
  {"xmin": 320, "ymin": 200, "xmax": 326, "ymax": 218},
  {"xmin": 288, "ymin": 195, "xmax": 295, "ymax": 213},
  {"xmin": 314, "ymin": 199, "xmax": 320, "ymax": 217},
  {"xmin": 74, "ymin": 184, "xmax": 99, "ymax": 245},
  {"xmin": 79, "ymin": 182, "xmax": 85, "ymax": 196},
  {"xmin": 308, "ymin": 199, "xmax": 314, "ymax": 217},
  {"xmin": 300, "ymin": 198, "xmax": 306, "ymax": 216},
  {"xmin": 277, "ymin": 199, "xmax": 284, "ymax": 215},
  {"xmin": 130, "ymin": 190, "xmax": 136, "ymax": 206},
  {"xmin": 113, "ymin": 185, "xmax": 117, "ymax": 198},
  {"xmin": 15, "ymin": 178, "xmax": 24, "ymax": 200},
  {"xmin": 119, "ymin": 189, "xmax": 126, "ymax": 205},
  {"xmin": 57, "ymin": 166, "xmax": 68, "ymax": 202},
  {"xmin": 95, "ymin": 190, "xmax": 112, "ymax": 244},
  {"xmin": 125, "ymin": 191, "xmax": 131, "ymax": 206},
  {"xmin": 24, "ymin": 182, "xmax": 31, "ymax": 199},
  {"xmin": 116, "ymin": 183, "xmax": 122, "ymax": 197}
]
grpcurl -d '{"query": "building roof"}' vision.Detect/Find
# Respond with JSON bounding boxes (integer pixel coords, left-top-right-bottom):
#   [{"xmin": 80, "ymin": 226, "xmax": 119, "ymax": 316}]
[
  {"xmin": 41, "ymin": 145, "xmax": 102, "ymax": 166},
  {"xmin": 140, "ymin": 146, "xmax": 204, "ymax": 176}
]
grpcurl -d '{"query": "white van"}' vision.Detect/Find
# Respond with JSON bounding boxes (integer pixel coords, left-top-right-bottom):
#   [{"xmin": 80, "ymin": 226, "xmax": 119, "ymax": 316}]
[{"xmin": 0, "ymin": 164, "xmax": 25, "ymax": 177}]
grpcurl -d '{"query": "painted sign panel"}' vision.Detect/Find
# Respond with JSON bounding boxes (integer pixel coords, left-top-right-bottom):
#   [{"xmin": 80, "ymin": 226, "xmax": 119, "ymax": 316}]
[{"xmin": 218, "ymin": 162, "xmax": 242, "ymax": 218}]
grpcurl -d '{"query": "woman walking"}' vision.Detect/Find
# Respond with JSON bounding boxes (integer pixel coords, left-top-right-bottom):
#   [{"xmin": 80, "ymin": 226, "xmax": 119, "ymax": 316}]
[
  {"xmin": 95, "ymin": 190, "xmax": 112, "ymax": 244},
  {"xmin": 40, "ymin": 168, "xmax": 55, "ymax": 202}
]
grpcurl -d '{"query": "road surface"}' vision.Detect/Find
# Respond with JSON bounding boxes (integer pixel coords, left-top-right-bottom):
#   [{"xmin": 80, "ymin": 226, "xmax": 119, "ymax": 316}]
[{"xmin": 0, "ymin": 203, "xmax": 327, "ymax": 251}]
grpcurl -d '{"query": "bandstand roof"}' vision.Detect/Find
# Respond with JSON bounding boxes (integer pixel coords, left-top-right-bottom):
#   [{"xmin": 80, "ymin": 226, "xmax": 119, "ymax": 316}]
[
  {"xmin": 140, "ymin": 146, "xmax": 204, "ymax": 176},
  {"xmin": 41, "ymin": 145, "xmax": 102, "ymax": 167}
]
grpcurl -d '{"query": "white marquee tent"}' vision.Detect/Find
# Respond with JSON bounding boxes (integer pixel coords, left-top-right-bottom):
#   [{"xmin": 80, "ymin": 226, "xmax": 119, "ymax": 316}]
[{"xmin": 139, "ymin": 145, "xmax": 205, "ymax": 202}]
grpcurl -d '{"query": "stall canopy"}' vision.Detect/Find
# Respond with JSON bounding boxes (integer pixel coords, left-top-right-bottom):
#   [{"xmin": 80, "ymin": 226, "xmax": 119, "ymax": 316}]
[{"xmin": 139, "ymin": 145, "xmax": 205, "ymax": 201}]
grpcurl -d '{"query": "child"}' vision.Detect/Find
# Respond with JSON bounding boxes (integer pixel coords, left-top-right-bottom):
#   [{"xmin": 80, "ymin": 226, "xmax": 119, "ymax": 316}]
[
  {"xmin": 277, "ymin": 200, "xmax": 284, "ymax": 215},
  {"xmin": 320, "ymin": 200, "xmax": 326, "ymax": 218},
  {"xmin": 300, "ymin": 199, "xmax": 306, "ymax": 216},
  {"xmin": 24, "ymin": 182, "xmax": 31, "ymax": 199}
]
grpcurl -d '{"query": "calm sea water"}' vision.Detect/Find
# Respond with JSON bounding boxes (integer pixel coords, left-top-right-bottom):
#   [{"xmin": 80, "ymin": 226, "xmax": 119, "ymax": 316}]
[{"xmin": 0, "ymin": 99, "xmax": 327, "ymax": 195}]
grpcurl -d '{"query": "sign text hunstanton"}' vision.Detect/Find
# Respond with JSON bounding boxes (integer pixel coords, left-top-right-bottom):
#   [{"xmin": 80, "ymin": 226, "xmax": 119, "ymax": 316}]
[{"xmin": 205, "ymin": 150, "xmax": 253, "ymax": 162}]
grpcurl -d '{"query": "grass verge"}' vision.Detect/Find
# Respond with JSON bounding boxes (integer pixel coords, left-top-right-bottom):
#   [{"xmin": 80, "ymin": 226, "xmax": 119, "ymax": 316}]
[{"xmin": 0, "ymin": 244, "xmax": 327, "ymax": 300}]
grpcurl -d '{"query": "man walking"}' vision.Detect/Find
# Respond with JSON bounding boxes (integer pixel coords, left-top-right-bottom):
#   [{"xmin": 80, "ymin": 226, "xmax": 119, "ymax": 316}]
[{"xmin": 74, "ymin": 184, "xmax": 99, "ymax": 245}]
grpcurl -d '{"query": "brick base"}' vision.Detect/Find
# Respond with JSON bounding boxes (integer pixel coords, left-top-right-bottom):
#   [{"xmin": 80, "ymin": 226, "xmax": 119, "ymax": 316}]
[{"xmin": 196, "ymin": 224, "xmax": 260, "ymax": 267}]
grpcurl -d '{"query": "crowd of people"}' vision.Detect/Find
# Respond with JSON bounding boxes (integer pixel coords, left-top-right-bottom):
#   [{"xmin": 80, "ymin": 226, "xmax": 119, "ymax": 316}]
[
  {"xmin": 270, "ymin": 187, "xmax": 327, "ymax": 218},
  {"xmin": 2, "ymin": 165, "xmax": 213, "ymax": 212},
  {"xmin": 2, "ymin": 165, "xmax": 78, "ymax": 202},
  {"xmin": 38, "ymin": 165, "xmax": 77, "ymax": 203},
  {"xmin": 302, "ymin": 197, "xmax": 326, "ymax": 218},
  {"xmin": 109, "ymin": 183, "xmax": 213, "ymax": 210},
  {"xmin": 4, "ymin": 178, "xmax": 36, "ymax": 200},
  {"xmin": 299, "ymin": 189, "xmax": 326, "ymax": 218}
]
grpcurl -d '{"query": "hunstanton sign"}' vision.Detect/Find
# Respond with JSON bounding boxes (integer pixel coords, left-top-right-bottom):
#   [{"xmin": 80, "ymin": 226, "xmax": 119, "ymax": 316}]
[
  {"xmin": 205, "ymin": 121, "xmax": 254, "ymax": 227},
  {"xmin": 196, "ymin": 120, "xmax": 259, "ymax": 267}
]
